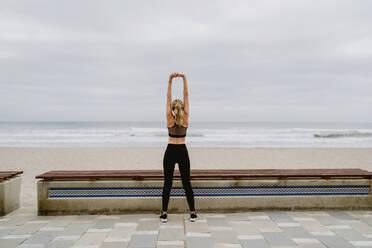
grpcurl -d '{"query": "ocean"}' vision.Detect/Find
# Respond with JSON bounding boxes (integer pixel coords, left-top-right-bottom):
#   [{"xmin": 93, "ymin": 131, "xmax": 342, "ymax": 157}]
[{"xmin": 0, "ymin": 121, "xmax": 371, "ymax": 147}]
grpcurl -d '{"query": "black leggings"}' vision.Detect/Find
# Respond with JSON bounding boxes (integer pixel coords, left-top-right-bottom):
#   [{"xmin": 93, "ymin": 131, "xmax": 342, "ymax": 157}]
[{"xmin": 162, "ymin": 143, "xmax": 195, "ymax": 212}]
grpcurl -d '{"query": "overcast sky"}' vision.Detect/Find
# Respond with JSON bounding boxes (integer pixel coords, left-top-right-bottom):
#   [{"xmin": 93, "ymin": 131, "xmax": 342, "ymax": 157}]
[{"xmin": 1, "ymin": 0, "xmax": 371, "ymax": 122}]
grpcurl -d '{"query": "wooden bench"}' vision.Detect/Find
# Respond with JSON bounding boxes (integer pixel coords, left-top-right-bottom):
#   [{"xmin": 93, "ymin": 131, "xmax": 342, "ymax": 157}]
[
  {"xmin": 0, "ymin": 171, "xmax": 23, "ymax": 216},
  {"xmin": 36, "ymin": 168, "xmax": 372, "ymax": 215}
]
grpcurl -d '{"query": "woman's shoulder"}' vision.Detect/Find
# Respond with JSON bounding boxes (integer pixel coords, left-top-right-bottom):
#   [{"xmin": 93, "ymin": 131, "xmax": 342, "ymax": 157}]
[
  {"xmin": 167, "ymin": 118, "xmax": 175, "ymax": 128},
  {"xmin": 182, "ymin": 120, "xmax": 189, "ymax": 128},
  {"xmin": 183, "ymin": 113, "xmax": 189, "ymax": 127}
]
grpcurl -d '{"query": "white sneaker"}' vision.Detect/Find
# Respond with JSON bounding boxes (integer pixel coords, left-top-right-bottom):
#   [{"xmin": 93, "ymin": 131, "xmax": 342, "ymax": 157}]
[
  {"xmin": 190, "ymin": 213, "xmax": 197, "ymax": 222},
  {"xmin": 160, "ymin": 213, "xmax": 167, "ymax": 223}
]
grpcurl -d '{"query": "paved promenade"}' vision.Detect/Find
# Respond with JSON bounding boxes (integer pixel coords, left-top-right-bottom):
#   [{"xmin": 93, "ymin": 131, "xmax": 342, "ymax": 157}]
[{"xmin": 2, "ymin": 207, "xmax": 372, "ymax": 248}]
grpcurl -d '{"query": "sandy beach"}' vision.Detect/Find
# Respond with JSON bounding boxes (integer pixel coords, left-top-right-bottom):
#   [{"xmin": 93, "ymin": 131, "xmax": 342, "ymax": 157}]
[{"xmin": 1, "ymin": 147, "xmax": 372, "ymax": 207}]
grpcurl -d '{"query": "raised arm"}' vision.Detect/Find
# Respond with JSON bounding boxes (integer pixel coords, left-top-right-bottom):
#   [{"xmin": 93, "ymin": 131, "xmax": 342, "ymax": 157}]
[
  {"xmin": 181, "ymin": 74, "xmax": 189, "ymax": 115},
  {"xmin": 166, "ymin": 73, "xmax": 177, "ymax": 120}
]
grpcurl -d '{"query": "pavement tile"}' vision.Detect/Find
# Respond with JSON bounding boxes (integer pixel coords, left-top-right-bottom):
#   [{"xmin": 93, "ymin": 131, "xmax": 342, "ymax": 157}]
[
  {"xmin": 5, "ymin": 216, "xmax": 35, "ymax": 226},
  {"xmin": 331, "ymin": 228, "xmax": 371, "ymax": 242},
  {"xmin": 238, "ymin": 234, "xmax": 264, "ymax": 240},
  {"xmin": 347, "ymin": 220, "xmax": 372, "ymax": 234},
  {"xmin": 100, "ymin": 240, "xmax": 129, "ymax": 248},
  {"xmin": 104, "ymin": 237, "xmax": 131, "ymax": 242},
  {"xmin": 307, "ymin": 211, "xmax": 330, "ymax": 216},
  {"xmin": 259, "ymin": 227, "xmax": 283, "ymax": 232},
  {"xmin": 184, "ymin": 219, "xmax": 210, "ymax": 233},
  {"xmin": 280, "ymin": 226, "xmax": 314, "ymax": 239},
  {"xmin": 26, "ymin": 221, "xmax": 49, "ymax": 224},
  {"xmin": 0, "ymin": 226, "xmax": 17, "ymax": 238},
  {"xmin": 119, "ymin": 214, "xmax": 147, "ymax": 222},
  {"xmin": 316, "ymin": 235, "xmax": 354, "ymax": 248},
  {"xmin": 225, "ymin": 212, "xmax": 250, "ymax": 221},
  {"xmin": 292, "ymin": 217, "xmax": 316, "ymax": 221},
  {"xmin": 207, "ymin": 217, "xmax": 230, "ymax": 227},
  {"xmin": 239, "ymin": 238, "xmax": 270, "ymax": 248},
  {"xmin": 266, "ymin": 212, "xmax": 295, "ymax": 223},
  {"xmin": 325, "ymin": 224, "xmax": 352, "ymax": 230},
  {"xmin": 363, "ymin": 233, "xmax": 372, "ymax": 238},
  {"xmin": 327, "ymin": 211, "xmax": 359, "ymax": 221},
  {"xmin": 157, "ymin": 240, "xmax": 184, "ymax": 248},
  {"xmin": 262, "ymin": 232, "xmax": 297, "ymax": 247},
  {"xmin": 114, "ymin": 222, "xmax": 138, "ymax": 228},
  {"xmin": 311, "ymin": 215, "xmax": 343, "ymax": 226},
  {"xmin": 11, "ymin": 223, "xmax": 48, "ymax": 235},
  {"xmin": 299, "ymin": 220, "xmax": 330, "ymax": 233},
  {"xmin": 72, "ymin": 245, "xmax": 100, "ymax": 248},
  {"xmin": 214, "ymin": 243, "xmax": 242, "ymax": 248},
  {"xmin": 0, "ymin": 234, "xmax": 31, "ymax": 248},
  {"xmin": 286, "ymin": 212, "xmax": 312, "ymax": 218},
  {"xmin": 53, "ymin": 235, "xmax": 81, "ymax": 241},
  {"xmin": 70, "ymin": 220, "xmax": 94, "ymax": 224},
  {"xmin": 204, "ymin": 214, "xmax": 226, "ymax": 218},
  {"xmin": 292, "ymin": 237, "xmax": 321, "ymax": 244},
  {"xmin": 74, "ymin": 232, "xmax": 108, "ymax": 246},
  {"xmin": 297, "ymin": 243, "xmax": 327, "ymax": 248},
  {"xmin": 86, "ymin": 228, "xmax": 112, "ymax": 233},
  {"xmin": 135, "ymin": 220, "xmax": 160, "ymax": 231},
  {"xmin": 128, "ymin": 233, "xmax": 157, "ymax": 248},
  {"xmin": 360, "ymin": 217, "xmax": 372, "ymax": 227},
  {"xmin": 250, "ymin": 218, "xmax": 280, "ymax": 229},
  {"xmin": 211, "ymin": 228, "xmax": 239, "ymax": 244},
  {"xmin": 74, "ymin": 215, "xmax": 98, "ymax": 220},
  {"xmin": 349, "ymin": 241, "xmax": 372, "ymax": 247},
  {"xmin": 108, "ymin": 226, "xmax": 136, "ymax": 239},
  {"xmin": 60, "ymin": 223, "xmax": 92, "ymax": 236},
  {"xmin": 22, "ymin": 230, "xmax": 62, "ymax": 244},
  {"xmin": 246, "ymin": 212, "xmax": 267, "ymax": 216},
  {"xmin": 0, "ymin": 218, "xmax": 10, "ymax": 223},
  {"xmin": 186, "ymin": 232, "xmax": 213, "ymax": 248},
  {"xmin": 39, "ymin": 227, "xmax": 65, "ymax": 232},
  {"xmin": 2, "ymin": 234, "xmax": 32, "ymax": 239},
  {"xmin": 162, "ymin": 214, "xmax": 184, "ymax": 225},
  {"xmin": 97, "ymin": 215, "xmax": 121, "ymax": 220},
  {"xmin": 229, "ymin": 221, "xmax": 260, "ymax": 235},
  {"xmin": 310, "ymin": 231, "xmax": 336, "ymax": 236},
  {"xmin": 16, "ymin": 244, "xmax": 45, "ymax": 248},
  {"xmin": 248, "ymin": 215, "xmax": 270, "ymax": 220},
  {"xmin": 43, "ymin": 218, "xmax": 76, "ymax": 227},
  {"xmin": 158, "ymin": 225, "xmax": 184, "ymax": 241},
  {"xmin": 277, "ymin": 222, "xmax": 300, "ymax": 227},
  {"xmin": 49, "ymin": 238, "xmax": 79, "ymax": 248},
  {"xmin": 0, "ymin": 238, "xmax": 26, "ymax": 248},
  {"xmin": 93, "ymin": 220, "xmax": 117, "ymax": 229}
]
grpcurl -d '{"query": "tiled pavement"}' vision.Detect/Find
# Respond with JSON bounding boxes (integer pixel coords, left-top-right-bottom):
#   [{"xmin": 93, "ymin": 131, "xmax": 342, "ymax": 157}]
[{"xmin": 2, "ymin": 207, "xmax": 372, "ymax": 247}]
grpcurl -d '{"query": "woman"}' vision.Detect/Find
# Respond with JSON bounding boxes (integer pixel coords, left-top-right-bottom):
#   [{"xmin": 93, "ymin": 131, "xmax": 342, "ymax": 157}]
[{"xmin": 160, "ymin": 72, "xmax": 197, "ymax": 223}]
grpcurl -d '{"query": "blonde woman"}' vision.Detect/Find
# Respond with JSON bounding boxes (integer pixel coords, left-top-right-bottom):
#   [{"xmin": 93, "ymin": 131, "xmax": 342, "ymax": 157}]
[{"xmin": 160, "ymin": 72, "xmax": 197, "ymax": 223}]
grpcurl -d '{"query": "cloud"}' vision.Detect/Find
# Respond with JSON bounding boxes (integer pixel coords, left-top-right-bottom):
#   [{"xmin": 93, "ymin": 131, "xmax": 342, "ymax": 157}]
[{"xmin": 0, "ymin": 0, "xmax": 371, "ymax": 121}]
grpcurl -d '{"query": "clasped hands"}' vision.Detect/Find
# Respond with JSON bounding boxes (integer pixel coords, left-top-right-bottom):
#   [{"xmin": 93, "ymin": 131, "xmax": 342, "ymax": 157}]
[{"xmin": 169, "ymin": 72, "xmax": 185, "ymax": 80}]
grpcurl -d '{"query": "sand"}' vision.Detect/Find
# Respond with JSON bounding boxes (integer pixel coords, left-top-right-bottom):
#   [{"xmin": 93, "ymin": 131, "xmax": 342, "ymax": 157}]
[{"xmin": 1, "ymin": 147, "xmax": 372, "ymax": 208}]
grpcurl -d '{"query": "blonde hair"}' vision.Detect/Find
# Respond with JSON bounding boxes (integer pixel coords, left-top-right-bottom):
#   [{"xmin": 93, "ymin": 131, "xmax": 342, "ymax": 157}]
[{"xmin": 172, "ymin": 99, "xmax": 184, "ymax": 126}]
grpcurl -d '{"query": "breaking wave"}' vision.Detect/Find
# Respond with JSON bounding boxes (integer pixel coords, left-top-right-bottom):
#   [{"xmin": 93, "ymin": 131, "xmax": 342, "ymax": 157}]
[{"xmin": 314, "ymin": 131, "xmax": 372, "ymax": 138}]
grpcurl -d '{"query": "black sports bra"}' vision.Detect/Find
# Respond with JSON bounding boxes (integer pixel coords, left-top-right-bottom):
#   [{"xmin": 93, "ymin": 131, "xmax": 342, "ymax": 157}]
[{"xmin": 168, "ymin": 123, "xmax": 188, "ymax": 138}]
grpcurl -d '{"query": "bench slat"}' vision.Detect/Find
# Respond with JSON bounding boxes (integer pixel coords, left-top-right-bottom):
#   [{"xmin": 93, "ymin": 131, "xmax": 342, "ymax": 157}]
[
  {"xmin": 35, "ymin": 168, "xmax": 372, "ymax": 180},
  {"xmin": 0, "ymin": 171, "xmax": 23, "ymax": 180}
]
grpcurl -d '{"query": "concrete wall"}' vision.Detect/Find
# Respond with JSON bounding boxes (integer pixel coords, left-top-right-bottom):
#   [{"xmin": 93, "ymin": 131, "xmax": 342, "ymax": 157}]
[
  {"xmin": 37, "ymin": 178, "xmax": 372, "ymax": 215},
  {"xmin": 0, "ymin": 176, "xmax": 22, "ymax": 216}
]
